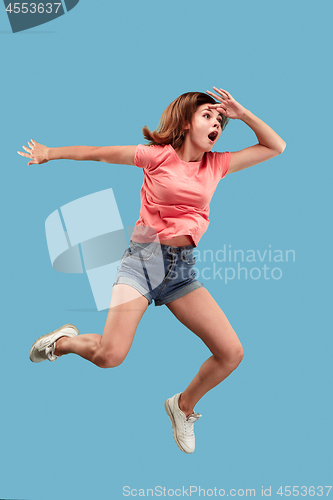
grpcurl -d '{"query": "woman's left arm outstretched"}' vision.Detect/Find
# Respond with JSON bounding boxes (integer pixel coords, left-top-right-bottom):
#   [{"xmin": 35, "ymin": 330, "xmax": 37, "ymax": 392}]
[{"xmin": 207, "ymin": 87, "xmax": 286, "ymax": 175}]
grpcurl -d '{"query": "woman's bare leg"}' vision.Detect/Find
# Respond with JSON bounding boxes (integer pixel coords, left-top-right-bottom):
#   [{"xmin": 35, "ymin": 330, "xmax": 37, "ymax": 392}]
[
  {"xmin": 166, "ymin": 287, "xmax": 244, "ymax": 416},
  {"xmin": 54, "ymin": 284, "xmax": 149, "ymax": 368}
]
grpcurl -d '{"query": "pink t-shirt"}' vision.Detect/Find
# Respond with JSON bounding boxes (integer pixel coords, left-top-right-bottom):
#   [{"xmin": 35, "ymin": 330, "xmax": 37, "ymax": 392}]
[{"xmin": 131, "ymin": 144, "xmax": 230, "ymax": 247}]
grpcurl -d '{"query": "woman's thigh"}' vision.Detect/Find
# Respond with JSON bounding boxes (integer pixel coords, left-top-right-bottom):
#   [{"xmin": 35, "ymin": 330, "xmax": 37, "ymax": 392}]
[
  {"xmin": 99, "ymin": 284, "xmax": 149, "ymax": 360},
  {"xmin": 166, "ymin": 288, "xmax": 243, "ymax": 361}
]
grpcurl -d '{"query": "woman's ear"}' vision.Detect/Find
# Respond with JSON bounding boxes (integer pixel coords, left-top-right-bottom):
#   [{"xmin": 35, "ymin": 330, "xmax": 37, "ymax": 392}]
[{"xmin": 183, "ymin": 122, "xmax": 190, "ymax": 131}]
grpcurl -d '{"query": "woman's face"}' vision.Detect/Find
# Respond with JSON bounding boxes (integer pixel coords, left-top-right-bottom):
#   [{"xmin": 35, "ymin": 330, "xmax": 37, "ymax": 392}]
[{"xmin": 185, "ymin": 104, "xmax": 223, "ymax": 152}]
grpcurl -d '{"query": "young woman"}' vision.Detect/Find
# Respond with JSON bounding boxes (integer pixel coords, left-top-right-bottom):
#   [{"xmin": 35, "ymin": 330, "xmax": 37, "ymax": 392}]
[{"xmin": 18, "ymin": 87, "xmax": 286, "ymax": 454}]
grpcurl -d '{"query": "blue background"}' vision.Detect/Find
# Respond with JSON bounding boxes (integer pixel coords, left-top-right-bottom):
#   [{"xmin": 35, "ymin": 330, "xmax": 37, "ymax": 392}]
[{"xmin": 1, "ymin": 1, "xmax": 332, "ymax": 499}]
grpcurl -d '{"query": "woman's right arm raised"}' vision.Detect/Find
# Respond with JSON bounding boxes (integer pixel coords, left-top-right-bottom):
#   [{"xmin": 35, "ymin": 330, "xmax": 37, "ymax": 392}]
[{"xmin": 17, "ymin": 140, "xmax": 138, "ymax": 166}]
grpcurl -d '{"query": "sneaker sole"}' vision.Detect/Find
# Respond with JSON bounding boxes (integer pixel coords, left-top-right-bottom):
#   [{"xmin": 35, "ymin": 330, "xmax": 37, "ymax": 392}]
[
  {"xmin": 164, "ymin": 399, "xmax": 191, "ymax": 454},
  {"xmin": 29, "ymin": 323, "xmax": 79, "ymax": 362}
]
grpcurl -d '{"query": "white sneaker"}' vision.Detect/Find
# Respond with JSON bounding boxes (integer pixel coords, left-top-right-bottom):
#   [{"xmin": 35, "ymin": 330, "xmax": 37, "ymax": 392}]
[
  {"xmin": 29, "ymin": 324, "xmax": 79, "ymax": 363},
  {"xmin": 164, "ymin": 393, "xmax": 201, "ymax": 453}
]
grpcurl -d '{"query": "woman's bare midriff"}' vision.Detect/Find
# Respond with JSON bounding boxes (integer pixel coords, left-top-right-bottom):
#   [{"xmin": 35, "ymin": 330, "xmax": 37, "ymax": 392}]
[{"xmin": 159, "ymin": 235, "xmax": 194, "ymax": 247}]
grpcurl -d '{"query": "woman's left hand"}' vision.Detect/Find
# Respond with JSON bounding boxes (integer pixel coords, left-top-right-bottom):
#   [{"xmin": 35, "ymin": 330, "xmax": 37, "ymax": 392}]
[{"xmin": 206, "ymin": 87, "xmax": 246, "ymax": 120}]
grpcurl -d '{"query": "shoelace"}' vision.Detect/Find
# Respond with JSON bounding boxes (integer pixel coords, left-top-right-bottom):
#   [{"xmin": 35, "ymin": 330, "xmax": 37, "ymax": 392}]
[
  {"xmin": 45, "ymin": 344, "xmax": 57, "ymax": 361},
  {"xmin": 184, "ymin": 414, "xmax": 201, "ymax": 436}
]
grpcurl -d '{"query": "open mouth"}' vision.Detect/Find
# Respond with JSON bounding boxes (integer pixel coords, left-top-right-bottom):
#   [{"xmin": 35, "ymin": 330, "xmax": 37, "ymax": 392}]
[{"xmin": 208, "ymin": 131, "xmax": 218, "ymax": 142}]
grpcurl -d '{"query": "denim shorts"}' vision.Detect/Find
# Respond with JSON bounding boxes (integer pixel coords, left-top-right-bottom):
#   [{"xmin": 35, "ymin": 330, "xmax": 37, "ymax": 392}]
[{"xmin": 113, "ymin": 240, "xmax": 204, "ymax": 306}]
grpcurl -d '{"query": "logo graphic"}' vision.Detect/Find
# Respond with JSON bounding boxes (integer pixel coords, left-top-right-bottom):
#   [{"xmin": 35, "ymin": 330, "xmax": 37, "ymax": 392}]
[
  {"xmin": 3, "ymin": 0, "xmax": 79, "ymax": 33},
  {"xmin": 45, "ymin": 189, "xmax": 128, "ymax": 311}
]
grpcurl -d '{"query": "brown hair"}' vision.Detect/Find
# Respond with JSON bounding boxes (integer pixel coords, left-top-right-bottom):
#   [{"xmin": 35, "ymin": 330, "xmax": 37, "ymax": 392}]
[{"xmin": 142, "ymin": 92, "xmax": 229, "ymax": 150}]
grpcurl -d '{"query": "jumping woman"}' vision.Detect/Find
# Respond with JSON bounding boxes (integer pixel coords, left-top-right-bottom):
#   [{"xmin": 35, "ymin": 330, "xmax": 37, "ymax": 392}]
[{"xmin": 18, "ymin": 87, "xmax": 286, "ymax": 453}]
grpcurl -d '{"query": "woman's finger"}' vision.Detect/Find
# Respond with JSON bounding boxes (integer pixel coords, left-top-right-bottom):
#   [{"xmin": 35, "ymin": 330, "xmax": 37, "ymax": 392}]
[
  {"xmin": 207, "ymin": 89, "xmax": 223, "ymax": 98},
  {"xmin": 207, "ymin": 90, "xmax": 224, "ymax": 102},
  {"xmin": 219, "ymin": 89, "xmax": 233, "ymax": 101},
  {"xmin": 17, "ymin": 151, "xmax": 30, "ymax": 158},
  {"xmin": 28, "ymin": 141, "xmax": 34, "ymax": 148},
  {"xmin": 207, "ymin": 104, "xmax": 227, "ymax": 112},
  {"xmin": 213, "ymin": 86, "xmax": 229, "ymax": 96},
  {"xmin": 22, "ymin": 145, "xmax": 32, "ymax": 153},
  {"xmin": 207, "ymin": 105, "xmax": 228, "ymax": 116},
  {"xmin": 212, "ymin": 87, "xmax": 231, "ymax": 101},
  {"xmin": 212, "ymin": 87, "xmax": 228, "ymax": 98},
  {"xmin": 219, "ymin": 88, "xmax": 231, "ymax": 97}
]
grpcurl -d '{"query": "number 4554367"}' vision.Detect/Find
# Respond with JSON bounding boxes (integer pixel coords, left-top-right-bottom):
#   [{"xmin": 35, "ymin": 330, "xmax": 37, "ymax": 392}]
[{"xmin": 6, "ymin": 3, "xmax": 62, "ymax": 14}]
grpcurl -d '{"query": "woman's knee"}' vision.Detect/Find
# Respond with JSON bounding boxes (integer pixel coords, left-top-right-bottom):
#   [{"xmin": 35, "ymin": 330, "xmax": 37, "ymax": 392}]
[
  {"xmin": 219, "ymin": 341, "xmax": 244, "ymax": 368},
  {"xmin": 230, "ymin": 342, "xmax": 244, "ymax": 367},
  {"xmin": 94, "ymin": 348, "xmax": 128, "ymax": 369}
]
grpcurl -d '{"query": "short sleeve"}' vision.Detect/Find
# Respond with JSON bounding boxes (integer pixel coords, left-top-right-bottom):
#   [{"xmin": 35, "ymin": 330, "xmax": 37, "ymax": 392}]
[
  {"xmin": 134, "ymin": 144, "xmax": 169, "ymax": 172},
  {"xmin": 208, "ymin": 151, "xmax": 231, "ymax": 179},
  {"xmin": 220, "ymin": 151, "xmax": 231, "ymax": 179},
  {"xmin": 134, "ymin": 144, "xmax": 153, "ymax": 171}
]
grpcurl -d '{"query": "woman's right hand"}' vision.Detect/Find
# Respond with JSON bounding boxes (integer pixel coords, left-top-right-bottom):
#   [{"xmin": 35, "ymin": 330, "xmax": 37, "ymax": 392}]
[{"xmin": 17, "ymin": 139, "xmax": 49, "ymax": 165}]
